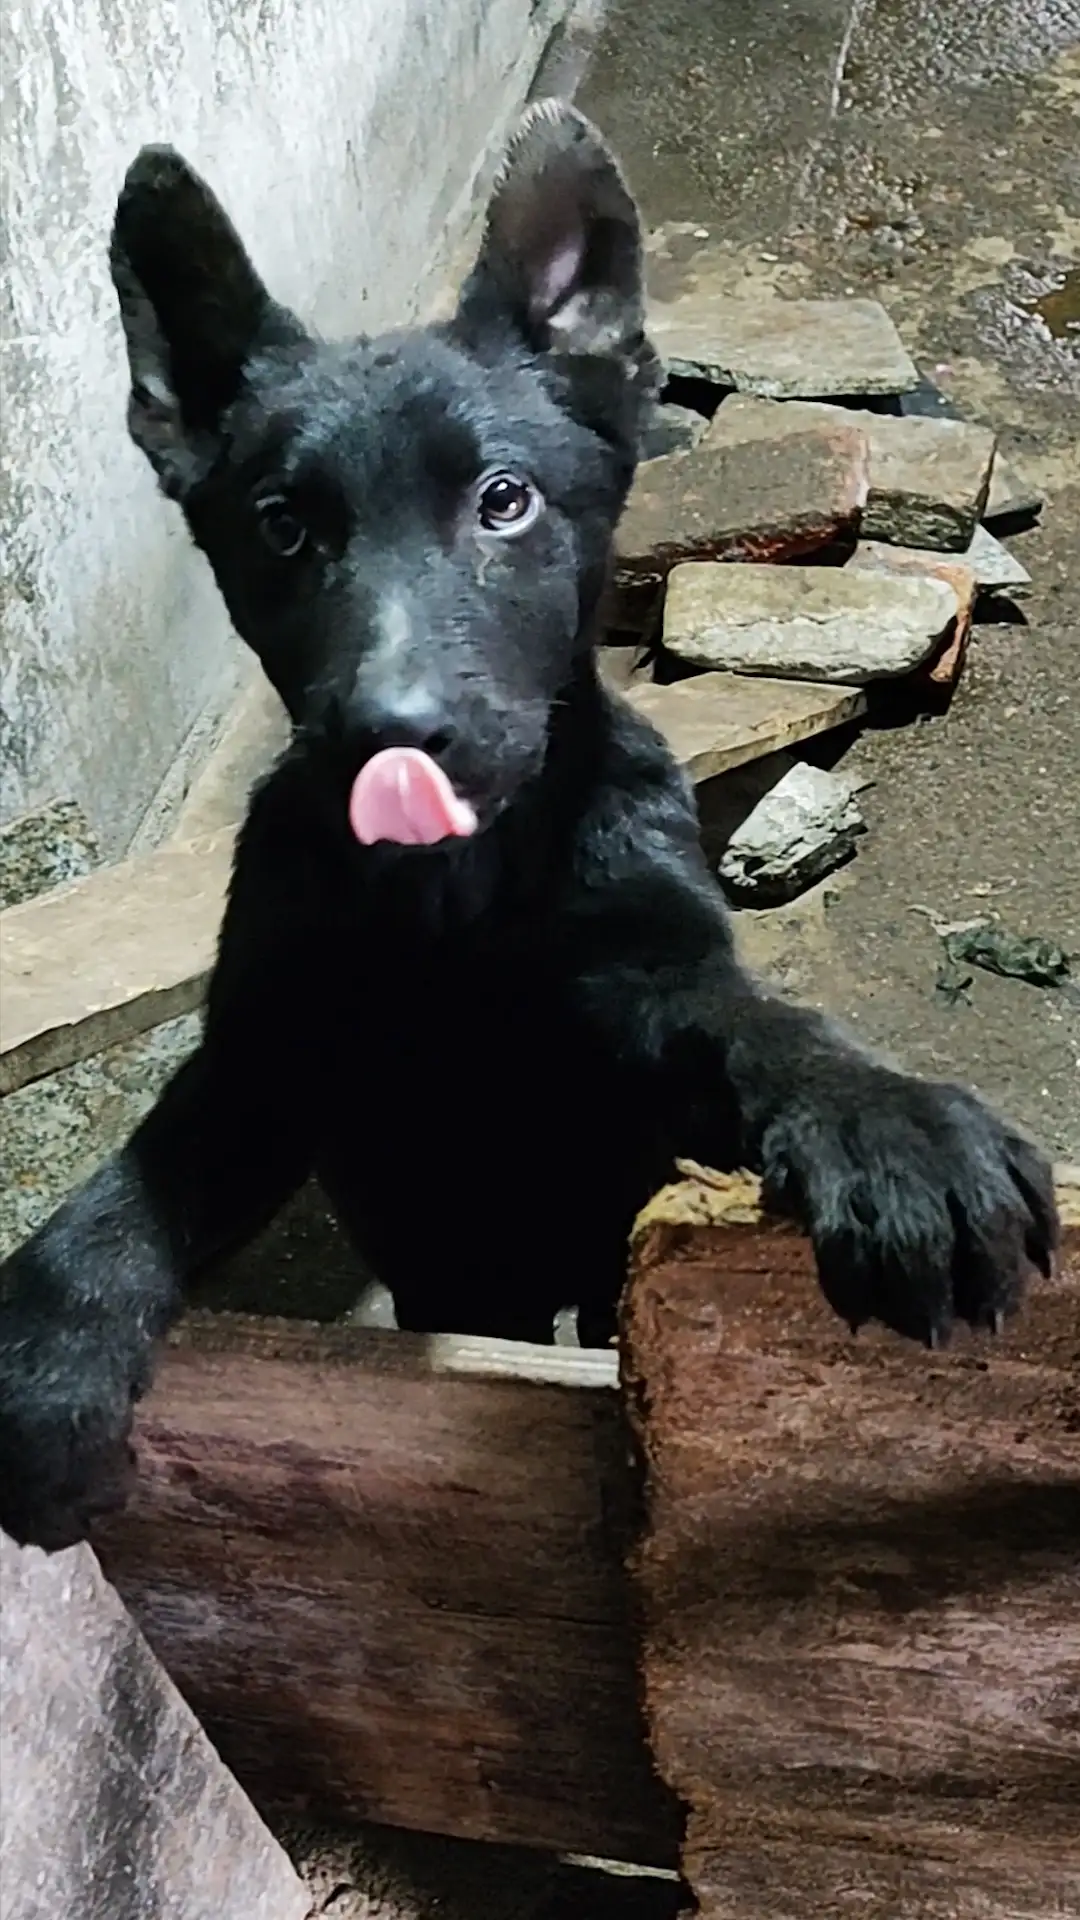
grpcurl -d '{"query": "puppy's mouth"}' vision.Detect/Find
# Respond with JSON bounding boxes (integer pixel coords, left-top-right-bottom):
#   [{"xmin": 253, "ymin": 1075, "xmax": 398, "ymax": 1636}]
[{"xmin": 348, "ymin": 747, "xmax": 479, "ymax": 848}]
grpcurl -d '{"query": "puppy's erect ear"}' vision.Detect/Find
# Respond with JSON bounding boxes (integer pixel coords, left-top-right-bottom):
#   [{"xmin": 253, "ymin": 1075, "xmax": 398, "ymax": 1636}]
[
  {"xmin": 110, "ymin": 147, "xmax": 309, "ymax": 496},
  {"xmin": 456, "ymin": 101, "xmax": 649, "ymax": 366}
]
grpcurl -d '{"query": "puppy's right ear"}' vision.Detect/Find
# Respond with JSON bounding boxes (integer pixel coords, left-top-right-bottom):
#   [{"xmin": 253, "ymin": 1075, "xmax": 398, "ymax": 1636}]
[{"xmin": 110, "ymin": 148, "xmax": 309, "ymax": 496}]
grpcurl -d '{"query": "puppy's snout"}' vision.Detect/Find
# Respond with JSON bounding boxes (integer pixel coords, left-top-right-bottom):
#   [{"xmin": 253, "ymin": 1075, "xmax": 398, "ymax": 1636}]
[
  {"xmin": 349, "ymin": 681, "xmax": 455, "ymax": 762},
  {"xmin": 344, "ymin": 590, "xmax": 458, "ymax": 761}
]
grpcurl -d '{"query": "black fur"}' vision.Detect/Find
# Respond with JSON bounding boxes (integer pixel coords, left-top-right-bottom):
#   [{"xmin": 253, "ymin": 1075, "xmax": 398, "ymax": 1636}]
[{"xmin": 0, "ymin": 105, "xmax": 1058, "ymax": 1549}]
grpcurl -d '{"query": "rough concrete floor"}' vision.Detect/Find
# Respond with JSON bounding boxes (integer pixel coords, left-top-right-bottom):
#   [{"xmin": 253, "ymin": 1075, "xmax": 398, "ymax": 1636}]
[{"xmin": 578, "ymin": 0, "xmax": 1080, "ymax": 1160}]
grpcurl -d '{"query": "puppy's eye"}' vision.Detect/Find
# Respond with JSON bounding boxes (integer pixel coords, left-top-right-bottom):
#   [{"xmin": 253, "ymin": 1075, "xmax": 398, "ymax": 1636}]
[
  {"xmin": 476, "ymin": 471, "xmax": 542, "ymax": 536},
  {"xmin": 255, "ymin": 495, "xmax": 308, "ymax": 559}
]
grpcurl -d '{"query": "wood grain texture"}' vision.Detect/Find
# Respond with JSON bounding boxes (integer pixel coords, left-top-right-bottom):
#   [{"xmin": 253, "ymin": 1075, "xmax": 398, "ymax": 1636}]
[
  {"xmin": 93, "ymin": 1315, "xmax": 678, "ymax": 1866},
  {"xmin": 623, "ymin": 1168, "xmax": 1080, "ymax": 1919}
]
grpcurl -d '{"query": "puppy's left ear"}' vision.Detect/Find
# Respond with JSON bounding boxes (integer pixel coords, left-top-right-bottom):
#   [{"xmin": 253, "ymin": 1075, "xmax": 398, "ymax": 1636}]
[{"xmin": 455, "ymin": 101, "xmax": 649, "ymax": 366}]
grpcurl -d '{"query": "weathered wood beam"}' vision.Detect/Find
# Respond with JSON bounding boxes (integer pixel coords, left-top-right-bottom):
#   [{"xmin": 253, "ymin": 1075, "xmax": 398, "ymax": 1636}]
[
  {"xmin": 623, "ymin": 1166, "xmax": 1080, "ymax": 1919},
  {"xmin": 85, "ymin": 1166, "xmax": 1079, "ymax": 1887},
  {"xmin": 94, "ymin": 1315, "xmax": 679, "ymax": 1866}
]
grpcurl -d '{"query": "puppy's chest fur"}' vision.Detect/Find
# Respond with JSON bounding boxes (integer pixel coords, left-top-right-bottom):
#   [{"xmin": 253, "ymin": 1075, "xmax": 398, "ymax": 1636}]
[
  {"xmin": 308, "ymin": 898, "xmax": 667, "ymax": 1301},
  {"xmin": 321, "ymin": 902, "xmax": 620, "ymax": 1135}
]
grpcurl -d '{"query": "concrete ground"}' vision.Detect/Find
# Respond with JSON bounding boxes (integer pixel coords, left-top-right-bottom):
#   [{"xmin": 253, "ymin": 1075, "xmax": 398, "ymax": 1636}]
[{"xmin": 578, "ymin": 0, "xmax": 1080, "ymax": 1161}]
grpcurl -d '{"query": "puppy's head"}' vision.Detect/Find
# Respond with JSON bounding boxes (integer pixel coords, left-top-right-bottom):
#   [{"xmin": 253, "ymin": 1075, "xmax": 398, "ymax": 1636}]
[{"xmin": 110, "ymin": 104, "xmax": 657, "ymax": 846}]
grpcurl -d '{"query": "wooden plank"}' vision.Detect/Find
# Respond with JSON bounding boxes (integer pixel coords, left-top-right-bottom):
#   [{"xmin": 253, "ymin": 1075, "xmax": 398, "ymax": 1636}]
[
  {"xmin": 623, "ymin": 1167, "xmax": 1080, "ymax": 1919},
  {"xmin": 1, "ymin": 1528, "xmax": 309, "ymax": 1920},
  {"xmin": 94, "ymin": 1314, "xmax": 678, "ymax": 1866},
  {"xmin": 626, "ymin": 673, "xmax": 866, "ymax": 784},
  {"xmin": 0, "ymin": 830, "xmax": 234, "ymax": 1096}
]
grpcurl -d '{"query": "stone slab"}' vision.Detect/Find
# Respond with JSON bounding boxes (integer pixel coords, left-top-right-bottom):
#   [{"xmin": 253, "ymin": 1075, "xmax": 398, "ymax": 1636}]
[
  {"xmin": 640, "ymin": 401, "xmax": 710, "ymax": 461},
  {"xmin": 984, "ymin": 452, "xmax": 1043, "ymax": 524},
  {"xmin": 850, "ymin": 524, "xmax": 1032, "ymax": 593},
  {"xmin": 705, "ymin": 394, "xmax": 996, "ymax": 550},
  {"xmin": 0, "ymin": 1529, "xmax": 309, "ymax": 1920},
  {"xmin": 625, "ymin": 674, "xmax": 866, "ymax": 784},
  {"xmin": 888, "ymin": 378, "xmax": 1041, "ymax": 523},
  {"xmin": 614, "ymin": 427, "xmax": 870, "ymax": 593},
  {"xmin": 716, "ymin": 761, "xmax": 867, "ymax": 905},
  {"xmin": 647, "ymin": 283, "xmax": 919, "ymax": 397},
  {"xmin": 662, "ymin": 563, "xmax": 959, "ymax": 684},
  {"xmin": 0, "ymin": 830, "xmax": 234, "ymax": 1096},
  {"xmin": 963, "ymin": 523, "xmax": 1033, "ymax": 591},
  {"xmin": 839, "ymin": 544, "xmax": 978, "ymax": 686}
]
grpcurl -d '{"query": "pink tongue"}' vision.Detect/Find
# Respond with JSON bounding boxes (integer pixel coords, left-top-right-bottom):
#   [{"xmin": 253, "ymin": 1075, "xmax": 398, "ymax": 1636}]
[{"xmin": 348, "ymin": 747, "xmax": 478, "ymax": 846}]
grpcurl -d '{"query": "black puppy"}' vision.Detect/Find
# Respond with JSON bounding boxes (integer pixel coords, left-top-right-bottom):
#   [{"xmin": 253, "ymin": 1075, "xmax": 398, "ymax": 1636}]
[{"xmin": 0, "ymin": 104, "xmax": 1057, "ymax": 1549}]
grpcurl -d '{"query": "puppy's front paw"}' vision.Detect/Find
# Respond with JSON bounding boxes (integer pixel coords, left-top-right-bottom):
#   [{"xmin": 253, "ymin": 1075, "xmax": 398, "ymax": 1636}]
[
  {"xmin": 762, "ymin": 1072, "xmax": 1058, "ymax": 1346},
  {"xmin": 0, "ymin": 1290, "xmax": 145, "ymax": 1550}
]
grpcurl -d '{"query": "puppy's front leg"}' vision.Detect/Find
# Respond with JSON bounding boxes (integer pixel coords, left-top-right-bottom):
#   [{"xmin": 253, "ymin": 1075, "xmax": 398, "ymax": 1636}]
[
  {"xmin": 0, "ymin": 780, "xmax": 322, "ymax": 1547},
  {"xmin": 583, "ymin": 917, "xmax": 1057, "ymax": 1347}
]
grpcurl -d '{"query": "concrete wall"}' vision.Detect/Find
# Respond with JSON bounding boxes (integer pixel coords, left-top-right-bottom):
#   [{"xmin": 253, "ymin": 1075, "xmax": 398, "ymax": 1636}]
[{"xmin": 1, "ymin": 0, "xmax": 566, "ymax": 856}]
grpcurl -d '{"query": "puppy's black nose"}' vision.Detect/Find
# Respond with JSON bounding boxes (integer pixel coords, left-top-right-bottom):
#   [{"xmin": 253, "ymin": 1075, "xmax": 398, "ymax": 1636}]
[{"xmin": 350, "ymin": 687, "xmax": 455, "ymax": 762}]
